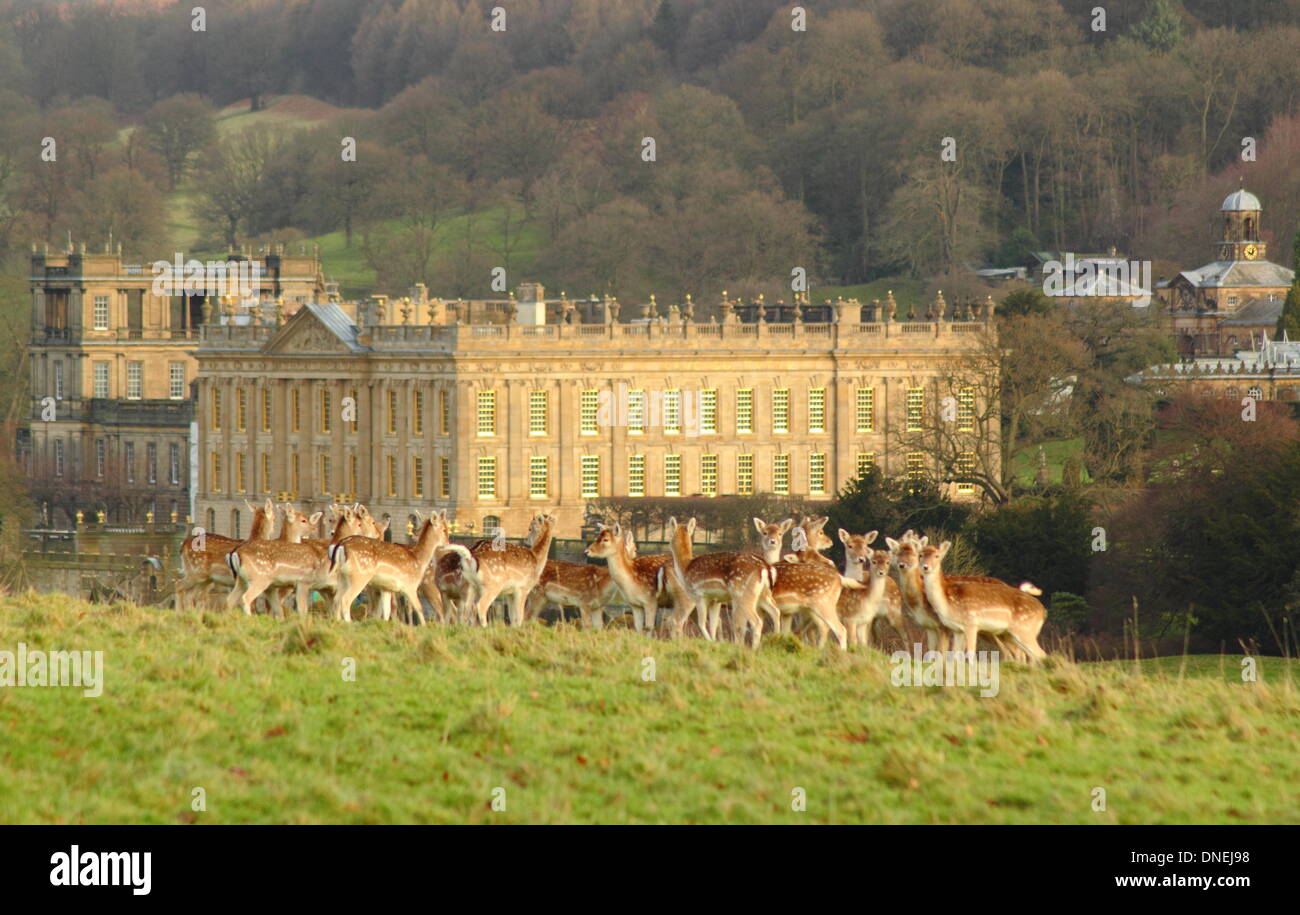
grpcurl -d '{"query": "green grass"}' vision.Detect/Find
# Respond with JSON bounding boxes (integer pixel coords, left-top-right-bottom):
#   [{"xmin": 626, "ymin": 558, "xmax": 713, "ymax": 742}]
[
  {"xmin": 1011, "ymin": 437, "xmax": 1091, "ymax": 487},
  {"xmin": 812, "ymin": 277, "xmax": 929, "ymax": 313},
  {"xmin": 1, "ymin": 593, "xmax": 1296, "ymax": 824}
]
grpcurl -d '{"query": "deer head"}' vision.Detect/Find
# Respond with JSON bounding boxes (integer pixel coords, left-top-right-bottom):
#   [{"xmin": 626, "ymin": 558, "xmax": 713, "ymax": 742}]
[
  {"xmin": 800, "ymin": 516, "xmax": 833, "ymax": 553},
  {"xmin": 584, "ymin": 521, "xmax": 624, "ymax": 561},
  {"xmin": 752, "ymin": 517, "xmax": 794, "ymax": 562},
  {"xmin": 280, "ymin": 505, "xmax": 323, "ymax": 543},
  {"xmin": 918, "ymin": 540, "xmax": 953, "ymax": 582},
  {"xmin": 839, "ymin": 528, "xmax": 879, "ymax": 578}
]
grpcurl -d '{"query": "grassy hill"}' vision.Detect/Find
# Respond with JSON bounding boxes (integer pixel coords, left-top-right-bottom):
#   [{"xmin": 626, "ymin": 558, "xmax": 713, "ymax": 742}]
[{"xmin": 1, "ymin": 593, "xmax": 1295, "ymax": 824}]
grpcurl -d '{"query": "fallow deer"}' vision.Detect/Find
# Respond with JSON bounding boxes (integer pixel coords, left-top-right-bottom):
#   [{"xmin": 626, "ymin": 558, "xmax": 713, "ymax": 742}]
[
  {"xmin": 837, "ymin": 538, "xmax": 906, "ymax": 649},
  {"xmin": 583, "ymin": 522, "xmax": 694, "ymax": 635},
  {"xmin": 787, "ymin": 516, "xmax": 836, "ymax": 567},
  {"xmin": 524, "ymin": 560, "xmax": 620, "ymax": 629},
  {"xmin": 466, "ymin": 513, "xmax": 556, "ymax": 626},
  {"xmin": 668, "ymin": 516, "xmax": 779, "ymax": 649},
  {"xmin": 328, "ymin": 509, "xmax": 450, "ymax": 624},
  {"xmin": 748, "ymin": 517, "xmax": 795, "ymax": 563},
  {"xmin": 176, "ymin": 498, "xmax": 277, "ymax": 612},
  {"xmin": 225, "ymin": 505, "xmax": 326, "ymax": 615},
  {"xmin": 429, "ymin": 543, "xmax": 481, "ymax": 624},
  {"xmin": 918, "ymin": 540, "xmax": 1048, "ymax": 663}
]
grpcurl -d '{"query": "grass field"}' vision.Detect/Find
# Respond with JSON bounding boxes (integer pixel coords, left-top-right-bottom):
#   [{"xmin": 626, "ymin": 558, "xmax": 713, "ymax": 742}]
[{"xmin": 1, "ymin": 593, "xmax": 1295, "ymax": 825}]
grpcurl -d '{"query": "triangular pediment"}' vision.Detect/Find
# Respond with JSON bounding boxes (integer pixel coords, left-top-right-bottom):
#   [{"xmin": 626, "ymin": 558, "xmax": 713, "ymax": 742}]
[{"xmin": 262, "ymin": 305, "xmax": 356, "ymax": 355}]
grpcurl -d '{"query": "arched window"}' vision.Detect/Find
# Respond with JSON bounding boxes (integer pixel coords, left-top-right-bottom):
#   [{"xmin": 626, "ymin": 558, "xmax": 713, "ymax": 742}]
[
  {"xmin": 206, "ymin": 508, "xmax": 216, "ymax": 533},
  {"xmin": 1248, "ymin": 386, "xmax": 1263, "ymax": 400},
  {"xmin": 231, "ymin": 508, "xmax": 241, "ymax": 539}
]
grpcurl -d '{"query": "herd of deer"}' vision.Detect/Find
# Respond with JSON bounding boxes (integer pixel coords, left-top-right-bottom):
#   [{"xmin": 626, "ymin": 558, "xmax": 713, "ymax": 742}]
[{"xmin": 174, "ymin": 499, "xmax": 1048, "ymax": 663}]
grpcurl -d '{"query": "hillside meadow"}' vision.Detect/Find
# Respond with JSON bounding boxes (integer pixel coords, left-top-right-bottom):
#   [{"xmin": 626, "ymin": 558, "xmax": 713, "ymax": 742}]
[{"xmin": 0, "ymin": 592, "xmax": 1296, "ymax": 825}]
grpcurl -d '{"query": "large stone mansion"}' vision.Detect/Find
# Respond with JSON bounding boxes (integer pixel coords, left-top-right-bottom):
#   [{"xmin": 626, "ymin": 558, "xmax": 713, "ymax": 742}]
[
  {"xmin": 193, "ymin": 286, "xmax": 997, "ymax": 539},
  {"xmin": 21, "ymin": 242, "xmax": 997, "ymax": 541}
]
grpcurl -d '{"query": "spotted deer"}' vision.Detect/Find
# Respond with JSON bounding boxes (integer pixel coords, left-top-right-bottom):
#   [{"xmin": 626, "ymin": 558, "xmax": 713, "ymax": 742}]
[
  {"xmin": 466, "ymin": 513, "xmax": 556, "ymax": 626},
  {"xmin": 524, "ymin": 560, "xmax": 620, "ymax": 629},
  {"xmin": 767, "ymin": 552, "xmax": 867, "ymax": 650},
  {"xmin": 328, "ymin": 509, "xmax": 450, "ymax": 624},
  {"xmin": 584, "ymin": 522, "xmax": 694, "ymax": 635},
  {"xmin": 668, "ymin": 517, "xmax": 779, "ymax": 649},
  {"xmin": 836, "ymin": 533, "xmax": 906, "ymax": 649},
  {"xmin": 225, "ymin": 505, "xmax": 327, "ymax": 615},
  {"xmin": 175, "ymin": 499, "xmax": 276, "ymax": 612},
  {"xmin": 918, "ymin": 540, "xmax": 1048, "ymax": 663}
]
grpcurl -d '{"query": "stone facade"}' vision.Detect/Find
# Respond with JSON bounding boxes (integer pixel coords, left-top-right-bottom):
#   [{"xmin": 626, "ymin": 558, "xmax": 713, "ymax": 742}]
[
  {"xmin": 23, "ymin": 244, "xmax": 323, "ymax": 528},
  {"xmin": 194, "ymin": 290, "xmax": 998, "ymax": 540}
]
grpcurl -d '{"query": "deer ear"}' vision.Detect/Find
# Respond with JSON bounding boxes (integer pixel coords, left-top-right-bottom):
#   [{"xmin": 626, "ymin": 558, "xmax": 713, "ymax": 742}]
[
  {"xmin": 778, "ymin": 518, "xmax": 795, "ymax": 534},
  {"xmin": 865, "ymin": 530, "xmax": 878, "ymax": 544},
  {"xmin": 838, "ymin": 528, "xmax": 851, "ymax": 544},
  {"xmin": 687, "ymin": 517, "xmax": 697, "ymax": 536},
  {"xmin": 885, "ymin": 537, "xmax": 900, "ymax": 551},
  {"xmin": 938, "ymin": 540, "xmax": 952, "ymax": 560},
  {"xmin": 752, "ymin": 517, "xmax": 766, "ymax": 534},
  {"xmin": 309, "ymin": 512, "xmax": 323, "ymax": 526},
  {"xmin": 816, "ymin": 515, "xmax": 830, "ymax": 529},
  {"xmin": 668, "ymin": 517, "xmax": 677, "ymax": 533}
]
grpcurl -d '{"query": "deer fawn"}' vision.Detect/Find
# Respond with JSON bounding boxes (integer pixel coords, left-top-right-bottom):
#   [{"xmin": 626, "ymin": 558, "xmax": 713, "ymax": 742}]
[
  {"xmin": 787, "ymin": 516, "xmax": 836, "ymax": 567},
  {"xmin": 176, "ymin": 498, "xmax": 276, "ymax": 612},
  {"xmin": 918, "ymin": 540, "xmax": 1048, "ymax": 663},
  {"xmin": 836, "ymin": 530, "xmax": 905, "ymax": 649},
  {"xmin": 463, "ymin": 513, "xmax": 556, "ymax": 626},
  {"xmin": 668, "ymin": 517, "xmax": 779, "ymax": 649},
  {"xmin": 584, "ymin": 522, "xmax": 693, "ymax": 635},
  {"xmin": 328, "ymin": 509, "xmax": 450, "ymax": 624}
]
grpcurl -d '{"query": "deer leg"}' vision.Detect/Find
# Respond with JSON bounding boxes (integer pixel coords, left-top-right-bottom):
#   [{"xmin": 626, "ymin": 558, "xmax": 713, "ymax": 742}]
[
  {"xmin": 402, "ymin": 587, "xmax": 425, "ymax": 625},
  {"xmin": 333, "ymin": 581, "xmax": 365, "ymax": 622},
  {"xmin": 239, "ymin": 580, "xmax": 269, "ymax": 616}
]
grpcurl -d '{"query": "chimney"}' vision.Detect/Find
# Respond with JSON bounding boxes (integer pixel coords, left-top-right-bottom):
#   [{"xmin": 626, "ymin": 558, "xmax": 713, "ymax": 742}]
[
  {"xmin": 409, "ymin": 283, "xmax": 428, "ymax": 305},
  {"xmin": 515, "ymin": 282, "xmax": 545, "ymax": 325}
]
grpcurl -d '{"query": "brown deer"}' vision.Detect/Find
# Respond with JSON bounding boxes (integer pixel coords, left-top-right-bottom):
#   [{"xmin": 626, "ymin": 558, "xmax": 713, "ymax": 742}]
[
  {"xmin": 524, "ymin": 560, "xmax": 620, "ymax": 629},
  {"xmin": 668, "ymin": 516, "xmax": 779, "ymax": 649},
  {"xmin": 788, "ymin": 516, "xmax": 836, "ymax": 567},
  {"xmin": 328, "ymin": 509, "xmax": 450, "ymax": 624},
  {"xmin": 465, "ymin": 513, "xmax": 556, "ymax": 626},
  {"xmin": 767, "ymin": 551, "xmax": 866, "ymax": 650},
  {"xmin": 429, "ymin": 543, "xmax": 482, "ymax": 624},
  {"xmin": 225, "ymin": 505, "xmax": 327, "ymax": 615},
  {"xmin": 748, "ymin": 517, "xmax": 795, "ymax": 563},
  {"xmin": 918, "ymin": 540, "xmax": 1048, "ymax": 663},
  {"xmin": 175, "ymin": 499, "xmax": 276, "ymax": 611},
  {"xmin": 836, "ymin": 534, "xmax": 905, "ymax": 649},
  {"xmin": 583, "ymin": 522, "xmax": 694, "ymax": 635}
]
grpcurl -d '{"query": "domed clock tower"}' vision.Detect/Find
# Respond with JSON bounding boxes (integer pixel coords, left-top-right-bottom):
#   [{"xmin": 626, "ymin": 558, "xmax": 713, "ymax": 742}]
[{"xmin": 1217, "ymin": 187, "xmax": 1265, "ymax": 262}]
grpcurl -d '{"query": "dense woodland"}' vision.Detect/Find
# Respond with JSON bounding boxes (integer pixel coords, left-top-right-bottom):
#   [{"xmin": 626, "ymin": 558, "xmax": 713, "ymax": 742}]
[
  {"xmin": 3, "ymin": 0, "xmax": 1300, "ymax": 296},
  {"xmin": 2, "ymin": 0, "xmax": 1300, "ymax": 650}
]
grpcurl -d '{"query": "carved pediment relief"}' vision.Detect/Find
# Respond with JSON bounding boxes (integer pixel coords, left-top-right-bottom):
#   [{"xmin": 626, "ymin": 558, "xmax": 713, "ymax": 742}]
[{"xmin": 263, "ymin": 314, "xmax": 350, "ymax": 355}]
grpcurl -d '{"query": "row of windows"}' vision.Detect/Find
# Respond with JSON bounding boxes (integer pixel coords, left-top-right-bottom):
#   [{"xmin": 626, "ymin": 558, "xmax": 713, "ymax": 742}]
[
  {"xmin": 53, "ymin": 361, "xmax": 186, "ymax": 401},
  {"xmin": 472, "ymin": 452, "xmax": 839, "ymax": 499},
  {"xmin": 206, "ymin": 383, "xmax": 975, "ymax": 439},
  {"xmin": 210, "ymin": 386, "xmax": 452, "ymax": 436},
  {"xmin": 483, "ymin": 386, "xmax": 880, "ymax": 437},
  {"xmin": 206, "ymin": 449, "xmax": 979, "ymax": 499},
  {"xmin": 51, "ymin": 438, "xmax": 181, "ymax": 484}
]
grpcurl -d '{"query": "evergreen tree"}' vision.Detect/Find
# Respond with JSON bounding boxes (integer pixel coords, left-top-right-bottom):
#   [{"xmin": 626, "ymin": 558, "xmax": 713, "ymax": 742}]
[
  {"xmin": 1129, "ymin": 0, "xmax": 1184, "ymax": 52},
  {"xmin": 650, "ymin": 1, "xmax": 682, "ymax": 60}
]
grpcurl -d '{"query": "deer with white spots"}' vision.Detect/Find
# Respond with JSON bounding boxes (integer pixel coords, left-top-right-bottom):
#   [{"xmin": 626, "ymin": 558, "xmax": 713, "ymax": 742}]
[
  {"xmin": 176, "ymin": 498, "xmax": 277, "ymax": 612},
  {"xmin": 584, "ymin": 523, "xmax": 695, "ymax": 635},
  {"xmin": 836, "ymin": 529, "xmax": 905, "ymax": 648},
  {"xmin": 917, "ymin": 540, "xmax": 1048, "ymax": 663},
  {"xmin": 668, "ymin": 517, "xmax": 781, "ymax": 649},
  {"xmin": 226, "ymin": 505, "xmax": 337, "ymax": 615},
  {"xmin": 328, "ymin": 509, "xmax": 450, "ymax": 624}
]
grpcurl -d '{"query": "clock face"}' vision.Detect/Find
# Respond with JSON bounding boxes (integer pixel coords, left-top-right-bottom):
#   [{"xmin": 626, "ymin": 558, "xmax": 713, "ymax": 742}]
[{"xmin": 1244, "ymin": 244, "xmax": 1259, "ymax": 260}]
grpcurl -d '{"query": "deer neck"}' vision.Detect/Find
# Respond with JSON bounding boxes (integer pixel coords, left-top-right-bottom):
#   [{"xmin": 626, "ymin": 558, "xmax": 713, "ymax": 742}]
[
  {"xmin": 414, "ymin": 523, "xmax": 444, "ymax": 567},
  {"xmin": 529, "ymin": 523, "xmax": 553, "ymax": 569},
  {"xmin": 603, "ymin": 541, "xmax": 639, "ymax": 588}
]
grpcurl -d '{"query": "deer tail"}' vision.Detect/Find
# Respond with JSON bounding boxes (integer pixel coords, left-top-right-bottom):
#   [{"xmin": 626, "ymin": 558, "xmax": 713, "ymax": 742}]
[{"xmin": 1018, "ymin": 582, "xmax": 1042, "ymax": 596}]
